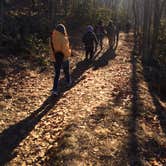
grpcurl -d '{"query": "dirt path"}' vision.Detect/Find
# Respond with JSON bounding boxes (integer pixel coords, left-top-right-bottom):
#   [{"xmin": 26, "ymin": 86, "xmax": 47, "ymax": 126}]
[{"xmin": 0, "ymin": 33, "xmax": 166, "ymax": 166}]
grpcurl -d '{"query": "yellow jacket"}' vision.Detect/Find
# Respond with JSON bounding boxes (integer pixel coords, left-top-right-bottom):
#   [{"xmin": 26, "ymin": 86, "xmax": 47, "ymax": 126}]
[{"xmin": 50, "ymin": 30, "xmax": 71, "ymax": 62}]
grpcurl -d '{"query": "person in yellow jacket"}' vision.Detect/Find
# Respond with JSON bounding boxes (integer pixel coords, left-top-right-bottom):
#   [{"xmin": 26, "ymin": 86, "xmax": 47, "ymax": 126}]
[{"xmin": 50, "ymin": 24, "xmax": 72, "ymax": 95}]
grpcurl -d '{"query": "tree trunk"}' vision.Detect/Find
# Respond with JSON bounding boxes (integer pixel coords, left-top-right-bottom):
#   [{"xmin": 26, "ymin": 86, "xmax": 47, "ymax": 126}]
[
  {"xmin": 151, "ymin": 0, "xmax": 166, "ymax": 57},
  {"xmin": 0, "ymin": 0, "xmax": 4, "ymax": 46},
  {"xmin": 48, "ymin": 0, "xmax": 58, "ymax": 30},
  {"xmin": 143, "ymin": 0, "xmax": 151, "ymax": 63},
  {"xmin": 133, "ymin": 0, "xmax": 138, "ymax": 38}
]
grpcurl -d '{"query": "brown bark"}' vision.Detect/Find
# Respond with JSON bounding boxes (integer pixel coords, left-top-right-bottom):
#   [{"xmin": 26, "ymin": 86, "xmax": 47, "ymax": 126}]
[
  {"xmin": 0, "ymin": 0, "xmax": 4, "ymax": 45},
  {"xmin": 133, "ymin": 0, "xmax": 139, "ymax": 37},
  {"xmin": 151, "ymin": 0, "xmax": 166, "ymax": 56},
  {"xmin": 143, "ymin": 0, "xmax": 152, "ymax": 63},
  {"xmin": 48, "ymin": 0, "xmax": 58, "ymax": 30}
]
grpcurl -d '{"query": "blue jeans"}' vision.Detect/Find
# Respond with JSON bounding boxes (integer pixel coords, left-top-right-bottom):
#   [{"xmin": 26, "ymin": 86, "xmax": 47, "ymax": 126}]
[{"xmin": 53, "ymin": 60, "xmax": 71, "ymax": 91}]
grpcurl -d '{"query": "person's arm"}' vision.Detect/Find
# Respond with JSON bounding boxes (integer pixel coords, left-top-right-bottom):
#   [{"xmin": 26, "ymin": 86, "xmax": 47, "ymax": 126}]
[
  {"xmin": 49, "ymin": 32, "xmax": 55, "ymax": 61},
  {"xmin": 106, "ymin": 26, "xmax": 110, "ymax": 35},
  {"xmin": 62, "ymin": 36, "xmax": 71, "ymax": 58},
  {"xmin": 93, "ymin": 32, "xmax": 99, "ymax": 45},
  {"xmin": 93, "ymin": 33, "xmax": 99, "ymax": 51},
  {"xmin": 102, "ymin": 26, "xmax": 107, "ymax": 35}
]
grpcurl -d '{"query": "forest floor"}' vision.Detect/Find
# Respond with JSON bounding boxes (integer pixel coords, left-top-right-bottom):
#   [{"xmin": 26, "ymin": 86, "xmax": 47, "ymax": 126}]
[{"xmin": 0, "ymin": 33, "xmax": 166, "ymax": 166}]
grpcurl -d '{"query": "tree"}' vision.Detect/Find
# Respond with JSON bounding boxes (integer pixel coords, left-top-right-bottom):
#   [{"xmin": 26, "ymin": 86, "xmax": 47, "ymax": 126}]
[
  {"xmin": 151, "ymin": 0, "xmax": 166, "ymax": 57},
  {"xmin": 0, "ymin": 0, "xmax": 4, "ymax": 46},
  {"xmin": 131, "ymin": 0, "xmax": 166, "ymax": 63},
  {"xmin": 142, "ymin": 0, "xmax": 152, "ymax": 62}
]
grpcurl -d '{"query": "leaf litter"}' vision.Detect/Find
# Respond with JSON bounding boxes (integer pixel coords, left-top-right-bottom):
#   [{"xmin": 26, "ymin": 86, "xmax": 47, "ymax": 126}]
[{"xmin": 0, "ymin": 33, "xmax": 166, "ymax": 165}]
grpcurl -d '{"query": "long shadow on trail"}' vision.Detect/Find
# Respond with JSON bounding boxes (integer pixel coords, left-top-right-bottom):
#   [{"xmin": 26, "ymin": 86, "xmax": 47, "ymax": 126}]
[
  {"xmin": 93, "ymin": 48, "xmax": 116, "ymax": 70},
  {"xmin": 128, "ymin": 45, "xmax": 142, "ymax": 165},
  {"xmin": 128, "ymin": 34, "xmax": 166, "ymax": 164},
  {"xmin": 0, "ymin": 50, "xmax": 105, "ymax": 165},
  {"xmin": 142, "ymin": 63, "xmax": 166, "ymax": 134},
  {"xmin": 58, "ymin": 57, "xmax": 96, "ymax": 94},
  {"xmin": 0, "ymin": 44, "xmax": 116, "ymax": 164},
  {"xmin": 0, "ymin": 95, "xmax": 58, "ymax": 165}
]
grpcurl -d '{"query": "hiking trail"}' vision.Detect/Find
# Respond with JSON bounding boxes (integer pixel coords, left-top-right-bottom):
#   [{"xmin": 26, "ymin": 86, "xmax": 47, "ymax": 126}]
[{"xmin": 0, "ymin": 33, "xmax": 166, "ymax": 166}]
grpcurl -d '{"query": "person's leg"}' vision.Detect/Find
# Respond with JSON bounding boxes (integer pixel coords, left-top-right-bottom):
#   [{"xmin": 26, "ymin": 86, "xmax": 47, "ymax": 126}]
[
  {"xmin": 86, "ymin": 47, "xmax": 91, "ymax": 59},
  {"xmin": 110, "ymin": 35, "xmax": 115, "ymax": 49},
  {"xmin": 108, "ymin": 36, "xmax": 112, "ymax": 47},
  {"xmin": 97, "ymin": 35, "xmax": 101, "ymax": 50},
  {"xmin": 62, "ymin": 60, "xmax": 71, "ymax": 84},
  {"xmin": 52, "ymin": 62, "xmax": 61, "ymax": 92},
  {"xmin": 114, "ymin": 32, "xmax": 119, "ymax": 49},
  {"xmin": 85, "ymin": 49, "xmax": 89, "ymax": 59},
  {"xmin": 100, "ymin": 36, "xmax": 103, "ymax": 50},
  {"xmin": 113, "ymin": 33, "xmax": 116, "ymax": 46},
  {"xmin": 95, "ymin": 42, "xmax": 98, "ymax": 52},
  {"xmin": 85, "ymin": 46, "xmax": 89, "ymax": 59},
  {"xmin": 90, "ymin": 46, "xmax": 94, "ymax": 59},
  {"xmin": 117, "ymin": 31, "xmax": 119, "ymax": 43}
]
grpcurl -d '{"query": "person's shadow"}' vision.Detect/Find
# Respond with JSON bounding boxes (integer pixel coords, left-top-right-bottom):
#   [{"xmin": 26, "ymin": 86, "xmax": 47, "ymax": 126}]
[
  {"xmin": 0, "ymin": 45, "xmax": 116, "ymax": 164},
  {"xmin": 93, "ymin": 48, "xmax": 116, "ymax": 70},
  {"xmin": 0, "ymin": 95, "xmax": 58, "ymax": 165},
  {"xmin": 0, "ymin": 55, "xmax": 94, "ymax": 165}
]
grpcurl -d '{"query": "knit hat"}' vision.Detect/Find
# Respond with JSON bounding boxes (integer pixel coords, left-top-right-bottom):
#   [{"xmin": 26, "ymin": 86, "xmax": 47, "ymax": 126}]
[
  {"xmin": 56, "ymin": 24, "xmax": 66, "ymax": 35},
  {"xmin": 87, "ymin": 25, "xmax": 94, "ymax": 32}
]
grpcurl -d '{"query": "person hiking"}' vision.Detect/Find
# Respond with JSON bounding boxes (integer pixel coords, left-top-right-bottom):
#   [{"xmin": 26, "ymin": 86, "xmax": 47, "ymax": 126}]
[
  {"xmin": 82, "ymin": 25, "xmax": 98, "ymax": 60},
  {"xmin": 50, "ymin": 24, "xmax": 72, "ymax": 95},
  {"xmin": 95, "ymin": 20, "xmax": 105, "ymax": 50},
  {"xmin": 114, "ymin": 19, "xmax": 120, "ymax": 48},
  {"xmin": 107, "ymin": 20, "xmax": 115, "ymax": 49}
]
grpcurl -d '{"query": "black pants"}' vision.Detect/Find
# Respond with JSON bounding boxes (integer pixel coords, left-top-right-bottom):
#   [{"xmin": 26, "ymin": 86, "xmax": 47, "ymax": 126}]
[
  {"xmin": 97, "ymin": 34, "xmax": 104, "ymax": 50},
  {"xmin": 52, "ymin": 52, "xmax": 71, "ymax": 91},
  {"xmin": 85, "ymin": 46, "xmax": 94, "ymax": 59}
]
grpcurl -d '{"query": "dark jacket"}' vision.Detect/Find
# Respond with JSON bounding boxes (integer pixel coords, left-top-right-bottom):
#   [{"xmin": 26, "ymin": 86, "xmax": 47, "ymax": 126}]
[
  {"xmin": 95, "ymin": 25, "xmax": 105, "ymax": 37},
  {"xmin": 82, "ymin": 31, "xmax": 98, "ymax": 48},
  {"xmin": 107, "ymin": 23, "xmax": 115, "ymax": 36}
]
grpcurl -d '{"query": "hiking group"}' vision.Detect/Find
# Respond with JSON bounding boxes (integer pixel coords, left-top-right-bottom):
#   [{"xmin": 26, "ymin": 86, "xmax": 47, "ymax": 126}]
[{"xmin": 50, "ymin": 20, "xmax": 119, "ymax": 95}]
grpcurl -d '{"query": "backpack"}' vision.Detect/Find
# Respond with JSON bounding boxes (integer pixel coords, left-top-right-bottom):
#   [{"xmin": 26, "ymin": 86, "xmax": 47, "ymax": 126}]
[{"xmin": 51, "ymin": 32, "xmax": 64, "ymax": 64}]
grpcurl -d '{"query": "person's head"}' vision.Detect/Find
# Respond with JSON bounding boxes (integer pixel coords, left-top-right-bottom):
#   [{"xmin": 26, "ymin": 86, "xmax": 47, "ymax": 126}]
[
  {"xmin": 98, "ymin": 20, "xmax": 103, "ymax": 26},
  {"xmin": 109, "ymin": 20, "xmax": 113, "ymax": 26},
  {"xmin": 55, "ymin": 24, "xmax": 67, "ymax": 35},
  {"xmin": 87, "ymin": 25, "xmax": 94, "ymax": 32}
]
